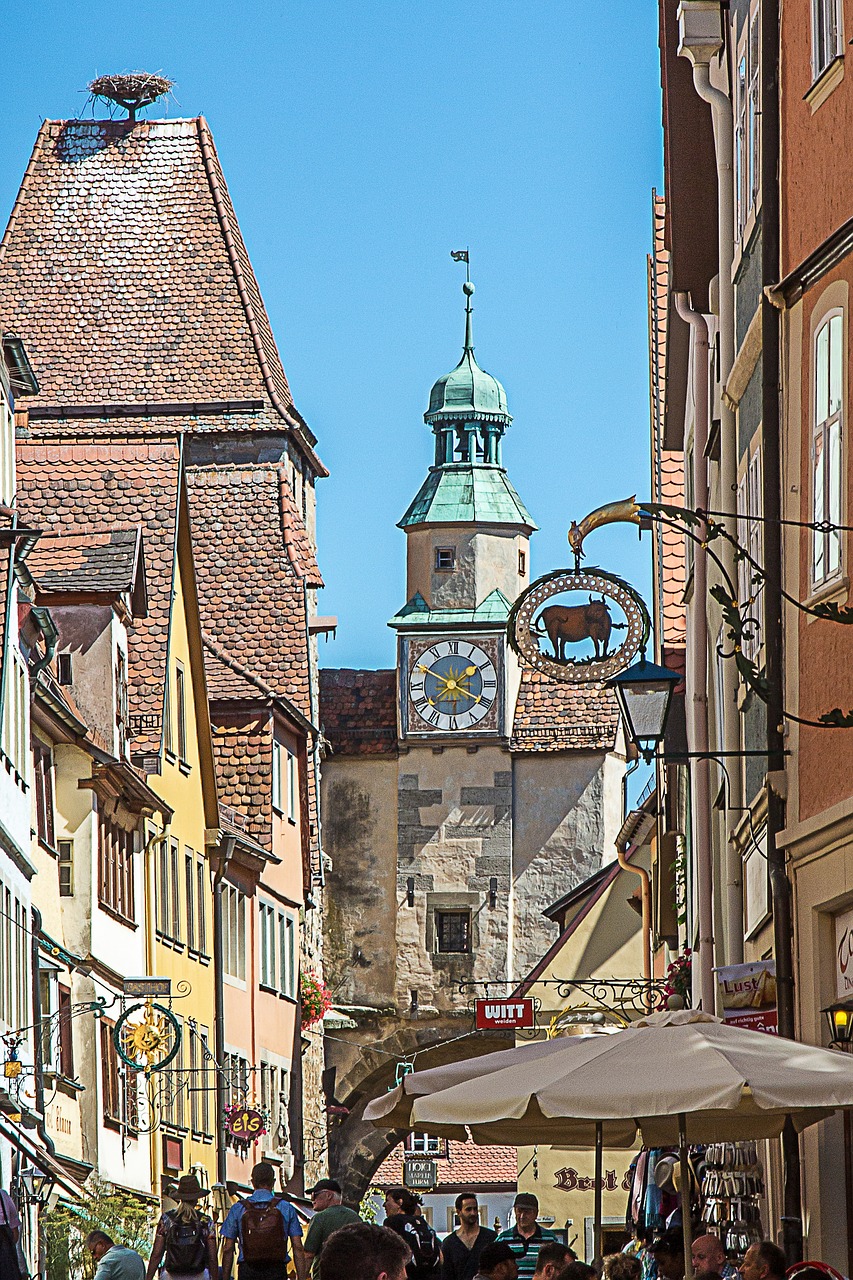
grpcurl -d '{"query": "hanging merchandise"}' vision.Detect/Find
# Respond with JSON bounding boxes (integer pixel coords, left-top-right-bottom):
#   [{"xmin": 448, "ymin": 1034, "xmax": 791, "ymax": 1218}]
[{"xmin": 700, "ymin": 1141, "xmax": 765, "ymax": 1257}]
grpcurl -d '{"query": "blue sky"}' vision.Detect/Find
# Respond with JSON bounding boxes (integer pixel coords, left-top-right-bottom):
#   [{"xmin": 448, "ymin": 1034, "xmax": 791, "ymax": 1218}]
[{"xmin": 1, "ymin": 2, "xmax": 663, "ymax": 671}]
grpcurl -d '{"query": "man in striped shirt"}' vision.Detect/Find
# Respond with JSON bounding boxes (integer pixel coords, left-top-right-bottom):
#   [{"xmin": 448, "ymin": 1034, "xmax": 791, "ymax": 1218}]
[{"xmin": 495, "ymin": 1196, "xmax": 558, "ymax": 1280}]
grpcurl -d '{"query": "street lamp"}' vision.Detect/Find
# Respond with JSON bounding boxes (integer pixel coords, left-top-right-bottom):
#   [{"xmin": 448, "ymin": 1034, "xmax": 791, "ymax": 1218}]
[
  {"xmin": 607, "ymin": 657, "xmax": 682, "ymax": 763},
  {"xmin": 823, "ymin": 1000, "xmax": 853, "ymax": 1050},
  {"xmin": 19, "ymin": 1166, "xmax": 54, "ymax": 1205}
]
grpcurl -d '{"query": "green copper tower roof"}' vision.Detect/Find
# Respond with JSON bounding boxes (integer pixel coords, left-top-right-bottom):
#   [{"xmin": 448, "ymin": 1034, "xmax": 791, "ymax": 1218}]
[
  {"xmin": 399, "ymin": 277, "xmax": 536, "ymax": 531},
  {"xmin": 425, "ymin": 281, "xmax": 511, "ymax": 425},
  {"xmin": 398, "ymin": 463, "xmax": 536, "ymax": 529}
]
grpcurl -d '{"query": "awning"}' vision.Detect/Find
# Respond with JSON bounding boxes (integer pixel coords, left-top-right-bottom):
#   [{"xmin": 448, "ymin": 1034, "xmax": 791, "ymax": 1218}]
[{"xmin": 0, "ymin": 1112, "xmax": 87, "ymax": 1200}]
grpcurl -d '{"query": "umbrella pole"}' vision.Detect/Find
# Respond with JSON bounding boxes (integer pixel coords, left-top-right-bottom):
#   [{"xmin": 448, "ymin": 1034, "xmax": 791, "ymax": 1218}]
[
  {"xmin": 594, "ymin": 1121, "xmax": 603, "ymax": 1268},
  {"xmin": 679, "ymin": 1114, "xmax": 693, "ymax": 1280}
]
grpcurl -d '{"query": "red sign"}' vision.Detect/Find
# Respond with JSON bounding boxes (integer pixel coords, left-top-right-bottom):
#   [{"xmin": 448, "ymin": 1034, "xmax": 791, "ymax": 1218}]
[
  {"xmin": 225, "ymin": 1107, "xmax": 267, "ymax": 1141},
  {"xmin": 475, "ymin": 998, "xmax": 535, "ymax": 1029}
]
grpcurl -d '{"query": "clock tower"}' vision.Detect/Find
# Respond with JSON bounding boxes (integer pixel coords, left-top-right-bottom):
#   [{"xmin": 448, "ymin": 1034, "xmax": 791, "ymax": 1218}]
[
  {"xmin": 319, "ymin": 274, "xmax": 624, "ymax": 1201},
  {"xmin": 391, "ymin": 279, "xmax": 536, "ymax": 739}
]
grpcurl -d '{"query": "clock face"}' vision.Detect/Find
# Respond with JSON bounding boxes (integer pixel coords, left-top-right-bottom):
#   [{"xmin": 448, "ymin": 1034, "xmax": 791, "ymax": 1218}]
[{"xmin": 409, "ymin": 639, "xmax": 498, "ymax": 732}]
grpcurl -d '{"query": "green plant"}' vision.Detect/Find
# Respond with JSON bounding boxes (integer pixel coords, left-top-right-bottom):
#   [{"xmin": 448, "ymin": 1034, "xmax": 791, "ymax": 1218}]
[
  {"xmin": 358, "ymin": 1186, "xmax": 385, "ymax": 1224},
  {"xmin": 43, "ymin": 1176, "xmax": 157, "ymax": 1280}
]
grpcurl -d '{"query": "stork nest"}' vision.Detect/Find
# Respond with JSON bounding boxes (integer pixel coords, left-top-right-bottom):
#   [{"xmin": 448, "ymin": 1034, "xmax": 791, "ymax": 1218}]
[{"xmin": 88, "ymin": 72, "xmax": 174, "ymax": 112}]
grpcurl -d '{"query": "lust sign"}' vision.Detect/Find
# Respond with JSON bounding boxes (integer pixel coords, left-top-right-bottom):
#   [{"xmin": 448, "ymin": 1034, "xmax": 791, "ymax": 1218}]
[{"xmin": 475, "ymin": 998, "xmax": 535, "ymax": 1030}]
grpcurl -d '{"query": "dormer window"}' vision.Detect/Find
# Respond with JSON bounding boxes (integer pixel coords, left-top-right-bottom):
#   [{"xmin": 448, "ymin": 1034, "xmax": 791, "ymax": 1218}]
[{"xmin": 435, "ymin": 547, "xmax": 456, "ymax": 572}]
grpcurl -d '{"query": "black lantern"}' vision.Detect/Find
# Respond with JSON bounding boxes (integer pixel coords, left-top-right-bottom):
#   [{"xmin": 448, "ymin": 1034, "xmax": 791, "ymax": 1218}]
[
  {"xmin": 823, "ymin": 1000, "xmax": 853, "ymax": 1049},
  {"xmin": 608, "ymin": 657, "xmax": 682, "ymax": 763},
  {"xmin": 19, "ymin": 1166, "xmax": 54, "ymax": 1205}
]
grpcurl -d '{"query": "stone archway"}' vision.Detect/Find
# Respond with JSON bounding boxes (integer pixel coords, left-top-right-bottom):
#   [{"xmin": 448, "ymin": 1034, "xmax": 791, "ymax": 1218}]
[{"xmin": 325, "ymin": 1013, "xmax": 512, "ymax": 1204}]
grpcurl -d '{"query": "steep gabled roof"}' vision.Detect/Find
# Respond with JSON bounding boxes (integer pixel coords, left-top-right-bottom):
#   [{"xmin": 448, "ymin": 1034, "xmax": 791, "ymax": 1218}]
[
  {"xmin": 16, "ymin": 436, "xmax": 180, "ymax": 756},
  {"xmin": 0, "ymin": 117, "xmax": 324, "ymax": 471}
]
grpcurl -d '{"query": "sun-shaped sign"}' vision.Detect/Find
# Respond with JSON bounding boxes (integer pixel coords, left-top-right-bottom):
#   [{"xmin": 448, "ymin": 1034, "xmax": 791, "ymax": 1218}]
[
  {"xmin": 114, "ymin": 1001, "xmax": 181, "ymax": 1074},
  {"xmin": 508, "ymin": 567, "xmax": 650, "ymax": 683}
]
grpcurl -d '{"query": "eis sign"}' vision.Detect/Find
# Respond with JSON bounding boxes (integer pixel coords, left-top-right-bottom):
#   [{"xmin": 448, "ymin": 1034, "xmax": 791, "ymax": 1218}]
[{"xmin": 475, "ymin": 998, "xmax": 535, "ymax": 1030}]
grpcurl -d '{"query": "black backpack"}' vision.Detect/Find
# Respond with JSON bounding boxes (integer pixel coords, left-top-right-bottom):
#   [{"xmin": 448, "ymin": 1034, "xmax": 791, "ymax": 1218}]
[
  {"xmin": 163, "ymin": 1211, "xmax": 207, "ymax": 1274},
  {"xmin": 403, "ymin": 1216, "xmax": 441, "ymax": 1279}
]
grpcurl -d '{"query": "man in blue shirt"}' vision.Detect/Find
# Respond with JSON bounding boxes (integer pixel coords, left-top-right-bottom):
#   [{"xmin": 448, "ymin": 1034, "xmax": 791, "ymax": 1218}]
[
  {"xmin": 221, "ymin": 1162, "xmax": 306, "ymax": 1280},
  {"xmin": 85, "ymin": 1232, "xmax": 146, "ymax": 1280}
]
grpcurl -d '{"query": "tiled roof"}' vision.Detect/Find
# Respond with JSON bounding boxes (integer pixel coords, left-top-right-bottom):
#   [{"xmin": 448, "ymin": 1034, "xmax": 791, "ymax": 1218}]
[
  {"xmin": 375, "ymin": 1141, "xmax": 517, "ymax": 1189},
  {"xmin": 15, "ymin": 437, "xmax": 180, "ymax": 756},
  {"xmin": 319, "ymin": 669, "xmax": 398, "ymax": 756},
  {"xmin": 510, "ymin": 670, "xmax": 619, "ymax": 752},
  {"xmin": 26, "ymin": 526, "xmax": 143, "ymax": 600},
  {"xmin": 211, "ymin": 717, "xmax": 272, "ymax": 851},
  {"xmin": 0, "ymin": 118, "xmax": 292, "ymax": 418},
  {"xmin": 185, "ymin": 465, "xmax": 315, "ymax": 721},
  {"xmin": 187, "ymin": 465, "xmax": 318, "ymax": 720}
]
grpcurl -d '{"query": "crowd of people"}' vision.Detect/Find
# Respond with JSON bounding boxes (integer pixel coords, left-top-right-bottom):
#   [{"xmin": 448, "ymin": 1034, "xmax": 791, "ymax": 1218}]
[{"xmin": 0, "ymin": 1166, "xmax": 841, "ymax": 1280}]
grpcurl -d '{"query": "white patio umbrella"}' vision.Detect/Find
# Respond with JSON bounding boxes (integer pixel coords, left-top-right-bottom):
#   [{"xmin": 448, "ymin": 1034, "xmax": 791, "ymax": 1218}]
[{"xmin": 368, "ymin": 1010, "xmax": 853, "ymax": 1276}]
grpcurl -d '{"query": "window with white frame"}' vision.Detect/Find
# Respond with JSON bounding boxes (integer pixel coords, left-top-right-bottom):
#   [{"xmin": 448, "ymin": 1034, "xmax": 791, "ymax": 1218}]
[
  {"xmin": 813, "ymin": 0, "xmax": 843, "ymax": 81},
  {"xmin": 259, "ymin": 901, "xmax": 277, "ymax": 989},
  {"xmin": 405, "ymin": 1133, "xmax": 445, "ymax": 1155},
  {"xmin": 735, "ymin": 7, "xmax": 760, "ymax": 240},
  {"xmin": 2, "ymin": 646, "xmax": 29, "ymax": 784},
  {"xmin": 272, "ymin": 739, "xmax": 298, "ymax": 822},
  {"xmin": 287, "ymin": 749, "xmax": 297, "ymax": 822},
  {"xmin": 183, "ymin": 848, "xmax": 208, "ymax": 956},
  {"xmin": 279, "ymin": 910, "xmax": 297, "ymax": 1000},
  {"xmin": 222, "ymin": 884, "xmax": 246, "ymax": 982},
  {"xmin": 0, "ymin": 880, "xmax": 29, "ymax": 1033},
  {"xmin": 813, "ymin": 311, "xmax": 844, "ymax": 586}
]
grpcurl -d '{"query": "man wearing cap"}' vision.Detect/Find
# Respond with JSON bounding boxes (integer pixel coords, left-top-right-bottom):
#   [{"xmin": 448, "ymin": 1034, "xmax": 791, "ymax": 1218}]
[
  {"xmin": 648, "ymin": 1229, "xmax": 685, "ymax": 1280},
  {"xmin": 473, "ymin": 1243, "xmax": 519, "ymax": 1280},
  {"xmin": 495, "ymin": 1196, "xmax": 557, "ymax": 1280},
  {"xmin": 304, "ymin": 1179, "xmax": 362, "ymax": 1275}
]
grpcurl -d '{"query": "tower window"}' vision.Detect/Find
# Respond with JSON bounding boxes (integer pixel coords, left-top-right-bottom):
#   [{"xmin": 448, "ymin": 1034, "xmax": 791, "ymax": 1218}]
[
  {"xmin": 434, "ymin": 910, "xmax": 471, "ymax": 954},
  {"xmin": 435, "ymin": 547, "xmax": 456, "ymax": 572},
  {"xmin": 518, "ymin": 550, "xmax": 526, "ymax": 575}
]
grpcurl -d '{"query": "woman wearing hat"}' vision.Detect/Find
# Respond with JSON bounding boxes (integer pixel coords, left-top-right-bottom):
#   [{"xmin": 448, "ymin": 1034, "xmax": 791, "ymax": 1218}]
[{"xmin": 146, "ymin": 1174, "xmax": 219, "ymax": 1280}]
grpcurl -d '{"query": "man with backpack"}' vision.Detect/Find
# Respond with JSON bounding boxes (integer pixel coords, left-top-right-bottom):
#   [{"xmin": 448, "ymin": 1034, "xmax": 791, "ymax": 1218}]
[
  {"xmin": 220, "ymin": 1162, "xmax": 307, "ymax": 1280},
  {"xmin": 146, "ymin": 1174, "xmax": 219, "ymax": 1280},
  {"xmin": 383, "ymin": 1187, "xmax": 441, "ymax": 1280}
]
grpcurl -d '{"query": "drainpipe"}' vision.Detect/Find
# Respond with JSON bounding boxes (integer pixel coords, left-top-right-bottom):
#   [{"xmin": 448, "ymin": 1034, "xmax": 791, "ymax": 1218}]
[
  {"xmin": 673, "ymin": 293, "xmax": 716, "ymax": 1013},
  {"xmin": 678, "ymin": 1, "xmax": 745, "ymax": 969},
  {"xmin": 760, "ymin": 0, "xmax": 802, "ymax": 1260},
  {"xmin": 28, "ymin": 608, "xmax": 58, "ymax": 682}
]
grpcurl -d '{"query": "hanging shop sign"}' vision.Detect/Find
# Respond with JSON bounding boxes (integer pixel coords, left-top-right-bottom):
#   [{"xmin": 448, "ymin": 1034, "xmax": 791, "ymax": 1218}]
[
  {"xmin": 715, "ymin": 961, "xmax": 777, "ymax": 1034},
  {"xmin": 508, "ymin": 568, "xmax": 649, "ymax": 684},
  {"xmin": 114, "ymin": 1001, "xmax": 181, "ymax": 1072},
  {"xmin": 224, "ymin": 1105, "xmax": 268, "ymax": 1142},
  {"xmin": 403, "ymin": 1158, "xmax": 438, "ymax": 1190},
  {"xmin": 123, "ymin": 977, "xmax": 172, "ymax": 998},
  {"xmin": 475, "ymin": 997, "xmax": 535, "ymax": 1030}
]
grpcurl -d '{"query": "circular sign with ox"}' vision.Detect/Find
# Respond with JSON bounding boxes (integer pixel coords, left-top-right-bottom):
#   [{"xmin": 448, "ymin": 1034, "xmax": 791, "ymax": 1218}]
[{"xmin": 507, "ymin": 567, "xmax": 649, "ymax": 683}]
